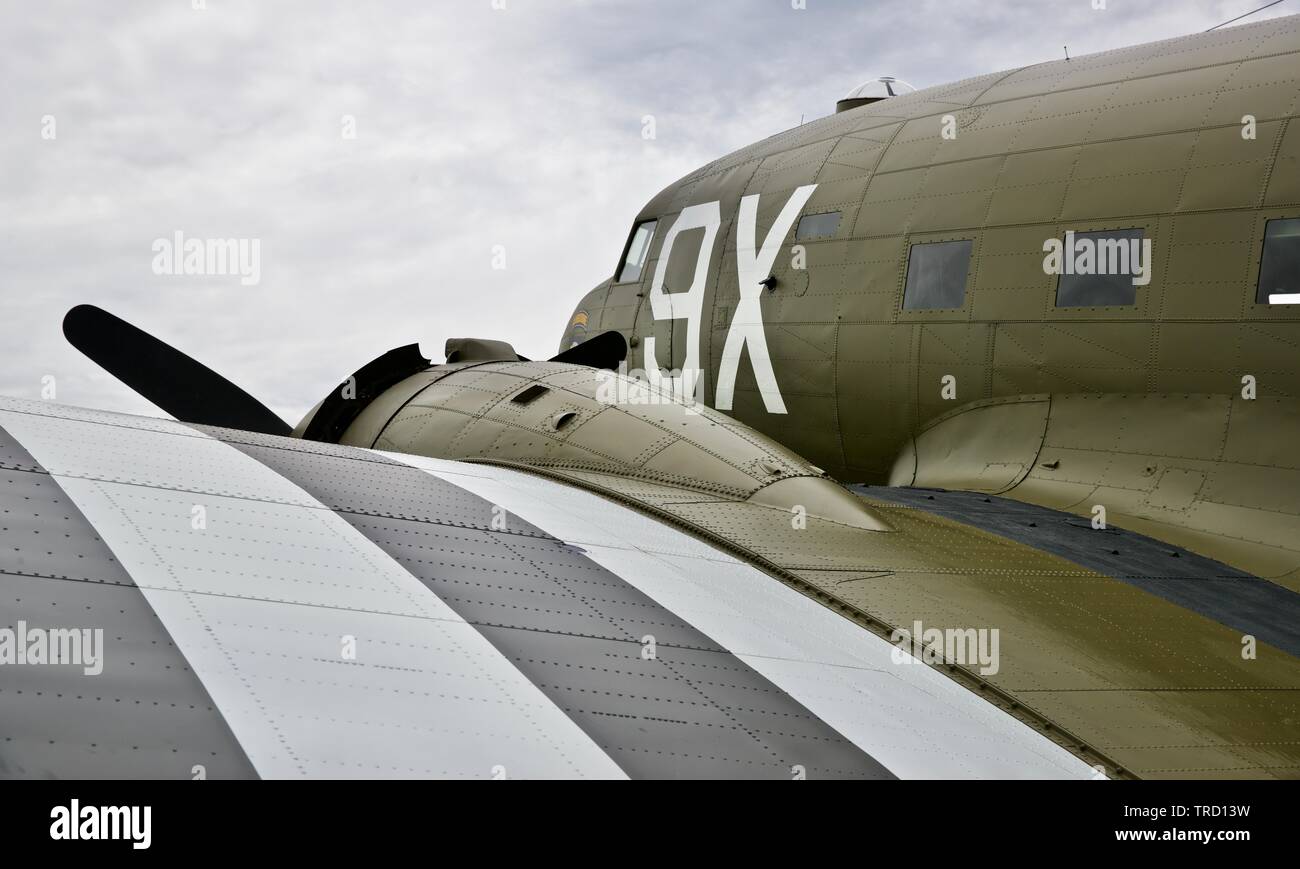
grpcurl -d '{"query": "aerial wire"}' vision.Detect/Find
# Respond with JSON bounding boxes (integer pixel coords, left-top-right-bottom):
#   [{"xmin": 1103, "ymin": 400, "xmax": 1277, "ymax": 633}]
[{"xmin": 1205, "ymin": 0, "xmax": 1286, "ymax": 32}]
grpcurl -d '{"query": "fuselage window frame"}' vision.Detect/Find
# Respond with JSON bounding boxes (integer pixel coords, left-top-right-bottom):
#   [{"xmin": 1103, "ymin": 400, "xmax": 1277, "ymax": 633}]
[
  {"xmin": 795, "ymin": 211, "xmax": 842, "ymax": 241},
  {"xmin": 901, "ymin": 238, "xmax": 974, "ymax": 311},
  {"xmin": 614, "ymin": 219, "xmax": 658, "ymax": 284},
  {"xmin": 1256, "ymin": 217, "xmax": 1300, "ymax": 305},
  {"xmin": 1053, "ymin": 228, "xmax": 1145, "ymax": 308}
]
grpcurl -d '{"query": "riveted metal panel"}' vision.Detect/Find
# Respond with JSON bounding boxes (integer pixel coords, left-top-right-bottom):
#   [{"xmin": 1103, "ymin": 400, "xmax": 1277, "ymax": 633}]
[
  {"xmin": 400, "ymin": 453, "xmax": 1099, "ymax": 780},
  {"xmin": 860, "ymin": 485, "xmax": 1300, "ymax": 658},
  {"xmin": 224, "ymin": 436, "xmax": 894, "ymax": 779},
  {"xmin": 1, "ymin": 400, "xmax": 625, "ymax": 780},
  {"xmin": 0, "ymin": 421, "xmax": 257, "ymax": 780}
]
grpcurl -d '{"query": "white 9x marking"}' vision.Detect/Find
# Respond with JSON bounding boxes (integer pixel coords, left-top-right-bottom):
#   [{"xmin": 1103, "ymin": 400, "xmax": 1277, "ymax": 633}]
[{"xmin": 646, "ymin": 184, "xmax": 817, "ymax": 415}]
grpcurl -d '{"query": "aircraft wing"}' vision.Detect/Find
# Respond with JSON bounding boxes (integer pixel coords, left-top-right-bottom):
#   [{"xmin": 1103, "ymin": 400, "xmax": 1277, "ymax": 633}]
[{"xmin": 0, "ymin": 396, "xmax": 1097, "ymax": 780}]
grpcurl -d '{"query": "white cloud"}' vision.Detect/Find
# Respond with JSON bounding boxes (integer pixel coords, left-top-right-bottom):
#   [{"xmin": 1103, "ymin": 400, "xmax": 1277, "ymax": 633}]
[{"xmin": 0, "ymin": 0, "xmax": 1289, "ymax": 422}]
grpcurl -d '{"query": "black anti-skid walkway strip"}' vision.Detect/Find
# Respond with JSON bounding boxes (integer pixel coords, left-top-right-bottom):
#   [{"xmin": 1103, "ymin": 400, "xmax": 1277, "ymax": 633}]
[
  {"xmin": 212, "ymin": 430, "xmax": 895, "ymax": 780},
  {"xmin": 0, "ymin": 421, "xmax": 258, "ymax": 780},
  {"xmin": 858, "ymin": 485, "xmax": 1300, "ymax": 659}
]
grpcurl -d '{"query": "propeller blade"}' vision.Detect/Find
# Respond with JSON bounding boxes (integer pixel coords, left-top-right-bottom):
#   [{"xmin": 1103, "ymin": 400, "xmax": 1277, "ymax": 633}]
[
  {"xmin": 548, "ymin": 330, "xmax": 627, "ymax": 369},
  {"xmin": 301, "ymin": 344, "xmax": 430, "ymax": 443},
  {"xmin": 62, "ymin": 304, "xmax": 291, "ymax": 436}
]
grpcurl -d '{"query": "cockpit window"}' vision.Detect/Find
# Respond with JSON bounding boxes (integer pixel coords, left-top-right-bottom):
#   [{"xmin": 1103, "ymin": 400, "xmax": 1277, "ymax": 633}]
[
  {"xmin": 616, "ymin": 220, "xmax": 657, "ymax": 283},
  {"xmin": 1257, "ymin": 218, "xmax": 1300, "ymax": 305},
  {"xmin": 796, "ymin": 211, "xmax": 841, "ymax": 240}
]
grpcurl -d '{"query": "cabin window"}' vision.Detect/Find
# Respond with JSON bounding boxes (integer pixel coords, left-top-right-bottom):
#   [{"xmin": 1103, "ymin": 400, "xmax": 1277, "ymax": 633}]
[
  {"xmin": 796, "ymin": 211, "xmax": 841, "ymax": 240},
  {"xmin": 1053, "ymin": 229, "xmax": 1144, "ymax": 307},
  {"xmin": 1257, "ymin": 218, "xmax": 1300, "ymax": 305},
  {"xmin": 616, "ymin": 220, "xmax": 657, "ymax": 283},
  {"xmin": 902, "ymin": 239, "xmax": 972, "ymax": 310}
]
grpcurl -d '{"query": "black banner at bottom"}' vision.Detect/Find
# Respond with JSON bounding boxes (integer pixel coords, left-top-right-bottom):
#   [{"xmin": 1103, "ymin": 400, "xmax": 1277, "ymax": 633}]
[{"xmin": 0, "ymin": 781, "xmax": 1287, "ymax": 855}]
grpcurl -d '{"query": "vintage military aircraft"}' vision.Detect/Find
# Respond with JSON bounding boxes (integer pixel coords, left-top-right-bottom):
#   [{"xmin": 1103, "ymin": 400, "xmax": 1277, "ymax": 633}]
[{"xmin": 3, "ymin": 14, "xmax": 1298, "ymax": 780}]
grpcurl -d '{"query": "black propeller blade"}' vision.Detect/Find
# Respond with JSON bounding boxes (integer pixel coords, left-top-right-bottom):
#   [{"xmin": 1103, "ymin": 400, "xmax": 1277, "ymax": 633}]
[
  {"xmin": 301, "ymin": 344, "xmax": 430, "ymax": 443},
  {"xmin": 548, "ymin": 330, "xmax": 627, "ymax": 369},
  {"xmin": 62, "ymin": 304, "xmax": 291, "ymax": 436}
]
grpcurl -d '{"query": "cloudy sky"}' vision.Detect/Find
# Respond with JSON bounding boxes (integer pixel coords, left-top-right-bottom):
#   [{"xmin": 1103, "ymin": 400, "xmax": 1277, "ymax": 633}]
[{"xmin": 1, "ymin": 0, "xmax": 1290, "ymax": 423}]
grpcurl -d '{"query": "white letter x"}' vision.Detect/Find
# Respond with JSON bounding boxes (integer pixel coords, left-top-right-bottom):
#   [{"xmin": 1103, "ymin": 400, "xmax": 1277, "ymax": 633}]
[{"xmin": 715, "ymin": 184, "xmax": 817, "ymax": 414}]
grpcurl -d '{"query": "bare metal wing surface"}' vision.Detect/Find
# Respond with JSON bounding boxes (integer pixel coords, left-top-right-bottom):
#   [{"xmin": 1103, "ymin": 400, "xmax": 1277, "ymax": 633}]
[{"xmin": 0, "ymin": 397, "xmax": 1093, "ymax": 779}]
